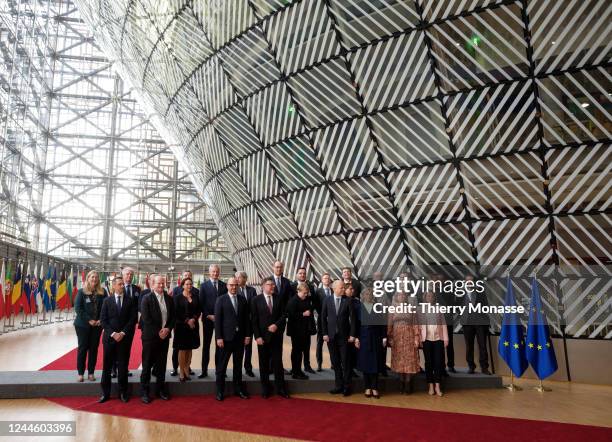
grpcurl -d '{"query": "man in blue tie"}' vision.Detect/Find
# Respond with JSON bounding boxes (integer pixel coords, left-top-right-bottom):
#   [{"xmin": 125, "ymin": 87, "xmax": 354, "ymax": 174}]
[
  {"xmin": 199, "ymin": 264, "xmax": 227, "ymax": 378},
  {"xmin": 315, "ymin": 273, "xmax": 333, "ymax": 371},
  {"xmin": 214, "ymin": 277, "xmax": 251, "ymax": 401}
]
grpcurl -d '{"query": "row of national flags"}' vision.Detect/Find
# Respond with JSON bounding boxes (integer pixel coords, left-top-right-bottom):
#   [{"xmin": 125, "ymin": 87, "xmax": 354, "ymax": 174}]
[
  {"xmin": 0, "ymin": 259, "xmax": 83, "ymax": 319},
  {"xmin": 498, "ymin": 276, "xmax": 558, "ymax": 380}
]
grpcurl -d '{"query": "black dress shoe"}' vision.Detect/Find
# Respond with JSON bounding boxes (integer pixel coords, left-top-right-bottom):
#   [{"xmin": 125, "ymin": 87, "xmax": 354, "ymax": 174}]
[
  {"xmin": 329, "ymin": 387, "xmax": 343, "ymax": 394},
  {"xmin": 317, "ymin": 366, "xmax": 323, "ymax": 372},
  {"xmin": 443, "ymin": 370, "xmax": 450, "ymax": 377},
  {"xmin": 351, "ymin": 370, "xmax": 359, "ymax": 378},
  {"xmin": 245, "ymin": 370, "xmax": 255, "ymax": 378},
  {"xmin": 198, "ymin": 372, "xmax": 208, "ymax": 379},
  {"xmin": 189, "ymin": 370, "xmax": 195, "ymax": 375},
  {"xmin": 261, "ymin": 391, "xmax": 270, "ymax": 399},
  {"xmin": 120, "ymin": 393, "xmax": 129, "ymax": 403},
  {"xmin": 468, "ymin": 368, "xmax": 476, "ymax": 374},
  {"xmin": 482, "ymin": 369, "xmax": 492, "ymax": 375},
  {"xmin": 98, "ymin": 395, "xmax": 109, "ymax": 403},
  {"xmin": 278, "ymin": 390, "xmax": 290, "ymax": 399},
  {"xmin": 448, "ymin": 367, "xmax": 457, "ymax": 373},
  {"xmin": 127, "ymin": 372, "xmax": 133, "ymax": 377},
  {"xmin": 111, "ymin": 372, "xmax": 117, "ymax": 379},
  {"xmin": 216, "ymin": 392, "xmax": 224, "ymax": 401},
  {"xmin": 304, "ymin": 366, "xmax": 315, "ymax": 374},
  {"xmin": 343, "ymin": 389, "xmax": 352, "ymax": 397},
  {"xmin": 170, "ymin": 370, "xmax": 178, "ymax": 377},
  {"xmin": 159, "ymin": 391, "xmax": 170, "ymax": 401},
  {"xmin": 237, "ymin": 391, "xmax": 250, "ymax": 399},
  {"xmin": 292, "ymin": 373, "xmax": 309, "ymax": 380},
  {"xmin": 141, "ymin": 395, "xmax": 151, "ymax": 404}
]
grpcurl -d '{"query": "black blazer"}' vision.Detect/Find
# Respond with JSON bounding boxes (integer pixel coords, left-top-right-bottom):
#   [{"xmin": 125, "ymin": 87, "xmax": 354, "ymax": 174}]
[
  {"xmin": 214, "ymin": 294, "xmax": 251, "ymax": 342},
  {"xmin": 100, "ymin": 294, "xmax": 138, "ymax": 344},
  {"xmin": 286, "ymin": 296, "xmax": 315, "ymax": 338},
  {"xmin": 459, "ymin": 291, "xmax": 490, "ymax": 326},
  {"xmin": 199, "ymin": 279, "xmax": 227, "ymax": 319},
  {"xmin": 315, "ymin": 286, "xmax": 332, "ymax": 315},
  {"xmin": 140, "ymin": 291, "xmax": 176, "ymax": 341},
  {"xmin": 321, "ymin": 295, "xmax": 356, "ymax": 340},
  {"xmin": 251, "ymin": 293, "xmax": 287, "ymax": 343},
  {"xmin": 172, "ymin": 285, "xmax": 199, "ymax": 299},
  {"xmin": 238, "ymin": 285, "xmax": 257, "ymax": 304},
  {"xmin": 344, "ymin": 277, "xmax": 362, "ymax": 299},
  {"xmin": 174, "ymin": 293, "xmax": 202, "ymax": 324},
  {"xmin": 272, "ymin": 275, "xmax": 295, "ymax": 303}
]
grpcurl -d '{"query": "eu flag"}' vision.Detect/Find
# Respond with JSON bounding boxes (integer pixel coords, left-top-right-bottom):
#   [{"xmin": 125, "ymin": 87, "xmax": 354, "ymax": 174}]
[
  {"xmin": 526, "ymin": 277, "xmax": 558, "ymax": 379},
  {"xmin": 498, "ymin": 277, "xmax": 528, "ymax": 377}
]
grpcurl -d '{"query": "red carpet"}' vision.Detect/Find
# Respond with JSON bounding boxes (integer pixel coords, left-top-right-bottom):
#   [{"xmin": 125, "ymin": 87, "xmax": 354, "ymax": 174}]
[
  {"xmin": 40, "ymin": 329, "xmax": 143, "ymax": 371},
  {"xmin": 48, "ymin": 395, "xmax": 612, "ymax": 441}
]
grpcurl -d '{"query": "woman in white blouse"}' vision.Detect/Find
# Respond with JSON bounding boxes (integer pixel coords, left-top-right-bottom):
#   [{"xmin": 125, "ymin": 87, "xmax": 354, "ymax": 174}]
[{"xmin": 419, "ymin": 291, "xmax": 449, "ymax": 396}]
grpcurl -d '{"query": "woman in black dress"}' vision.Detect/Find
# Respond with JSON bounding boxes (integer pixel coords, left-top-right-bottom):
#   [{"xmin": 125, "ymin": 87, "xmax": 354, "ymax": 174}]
[
  {"xmin": 355, "ymin": 288, "xmax": 387, "ymax": 398},
  {"xmin": 286, "ymin": 282, "xmax": 316, "ymax": 380},
  {"xmin": 173, "ymin": 278, "xmax": 201, "ymax": 381}
]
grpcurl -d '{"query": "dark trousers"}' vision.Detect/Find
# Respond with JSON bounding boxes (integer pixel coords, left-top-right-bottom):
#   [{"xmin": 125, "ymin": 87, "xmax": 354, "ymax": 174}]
[
  {"xmin": 201, "ymin": 319, "xmax": 219, "ymax": 373},
  {"xmin": 446, "ymin": 325, "xmax": 455, "ymax": 368},
  {"xmin": 113, "ymin": 329, "xmax": 135, "ymax": 373},
  {"xmin": 328, "ymin": 336, "xmax": 350, "ymax": 390},
  {"xmin": 290, "ymin": 334, "xmax": 309, "ymax": 374},
  {"xmin": 316, "ymin": 331, "xmax": 324, "ymax": 368},
  {"xmin": 102, "ymin": 337, "xmax": 131, "ymax": 396},
  {"xmin": 244, "ymin": 336, "xmax": 252, "ymax": 371},
  {"xmin": 172, "ymin": 347, "xmax": 179, "ymax": 371},
  {"xmin": 423, "ymin": 340, "xmax": 445, "ymax": 383},
  {"xmin": 75, "ymin": 325, "xmax": 102, "ymax": 375},
  {"xmin": 364, "ymin": 373, "xmax": 379, "ymax": 390},
  {"xmin": 303, "ymin": 334, "xmax": 312, "ymax": 368},
  {"xmin": 140, "ymin": 337, "xmax": 170, "ymax": 395},
  {"xmin": 257, "ymin": 337, "xmax": 285, "ymax": 393},
  {"xmin": 463, "ymin": 324, "xmax": 489, "ymax": 370},
  {"xmin": 216, "ymin": 338, "xmax": 245, "ymax": 394}
]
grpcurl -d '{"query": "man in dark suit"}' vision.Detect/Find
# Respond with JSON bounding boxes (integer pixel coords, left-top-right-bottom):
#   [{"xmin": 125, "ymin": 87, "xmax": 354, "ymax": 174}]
[
  {"xmin": 272, "ymin": 261, "xmax": 295, "ymax": 305},
  {"xmin": 460, "ymin": 274, "xmax": 491, "ymax": 375},
  {"xmin": 315, "ymin": 272, "xmax": 333, "ymax": 371},
  {"xmin": 170, "ymin": 270, "xmax": 199, "ymax": 377},
  {"xmin": 251, "ymin": 277, "xmax": 289, "ymax": 399},
  {"xmin": 199, "ymin": 264, "xmax": 227, "ymax": 378},
  {"xmin": 342, "ymin": 267, "xmax": 362, "ymax": 299},
  {"xmin": 214, "ymin": 277, "xmax": 251, "ymax": 401},
  {"xmin": 111, "ymin": 267, "xmax": 140, "ymax": 379},
  {"xmin": 140, "ymin": 274, "xmax": 175, "ymax": 403},
  {"xmin": 236, "ymin": 271, "xmax": 257, "ymax": 377},
  {"xmin": 99, "ymin": 276, "xmax": 138, "ymax": 403},
  {"xmin": 322, "ymin": 280, "xmax": 357, "ymax": 396},
  {"xmin": 292, "ymin": 267, "xmax": 317, "ymax": 374}
]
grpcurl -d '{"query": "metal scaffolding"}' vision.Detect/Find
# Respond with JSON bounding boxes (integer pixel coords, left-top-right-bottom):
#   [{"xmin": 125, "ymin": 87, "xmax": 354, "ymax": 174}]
[{"xmin": 0, "ymin": 0, "xmax": 232, "ymax": 275}]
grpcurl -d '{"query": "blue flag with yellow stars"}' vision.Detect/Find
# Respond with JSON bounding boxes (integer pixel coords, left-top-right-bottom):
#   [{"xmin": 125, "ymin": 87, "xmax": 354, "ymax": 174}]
[
  {"xmin": 498, "ymin": 277, "xmax": 528, "ymax": 377},
  {"xmin": 526, "ymin": 277, "xmax": 558, "ymax": 379}
]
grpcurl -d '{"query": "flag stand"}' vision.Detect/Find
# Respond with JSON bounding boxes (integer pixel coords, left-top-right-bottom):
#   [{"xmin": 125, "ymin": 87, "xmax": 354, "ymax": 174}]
[
  {"xmin": 504, "ymin": 373, "xmax": 522, "ymax": 391},
  {"xmin": 534, "ymin": 379, "xmax": 551, "ymax": 392}
]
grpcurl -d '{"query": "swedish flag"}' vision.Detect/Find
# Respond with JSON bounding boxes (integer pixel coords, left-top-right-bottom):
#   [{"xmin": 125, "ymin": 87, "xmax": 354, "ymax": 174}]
[
  {"xmin": 526, "ymin": 277, "xmax": 558, "ymax": 379},
  {"xmin": 498, "ymin": 277, "xmax": 528, "ymax": 377}
]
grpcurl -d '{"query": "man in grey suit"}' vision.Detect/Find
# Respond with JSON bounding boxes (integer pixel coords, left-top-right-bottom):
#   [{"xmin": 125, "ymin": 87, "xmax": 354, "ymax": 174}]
[
  {"xmin": 236, "ymin": 271, "xmax": 257, "ymax": 377},
  {"xmin": 460, "ymin": 274, "xmax": 491, "ymax": 375}
]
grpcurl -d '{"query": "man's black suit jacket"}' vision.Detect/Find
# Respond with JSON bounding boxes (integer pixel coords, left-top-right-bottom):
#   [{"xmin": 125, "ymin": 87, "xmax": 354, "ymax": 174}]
[
  {"xmin": 321, "ymin": 295, "xmax": 356, "ymax": 340},
  {"xmin": 251, "ymin": 293, "xmax": 287, "ymax": 343},
  {"xmin": 199, "ymin": 279, "xmax": 227, "ymax": 319},
  {"xmin": 140, "ymin": 291, "xmax": 176, "ymax": 341},
  {"xmin": 100, "ymin": 294, "xmax": 138, "ymax": 344},
  {"xmin": 214, "ymin": 294, "xmax": 251, "ymax": 342}
]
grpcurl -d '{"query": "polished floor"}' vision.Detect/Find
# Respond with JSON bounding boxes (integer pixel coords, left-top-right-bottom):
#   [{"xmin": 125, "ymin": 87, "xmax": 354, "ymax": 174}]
[{"xmin": 1, "ymin": 317, "xmax": 611, "ymax": 441}]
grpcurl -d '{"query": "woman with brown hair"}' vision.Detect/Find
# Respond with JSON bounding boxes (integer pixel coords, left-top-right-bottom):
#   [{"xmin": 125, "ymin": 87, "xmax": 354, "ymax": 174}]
[
  {"xmin": 173, "ymin": 278, "xmax": 201, "ymax": 381},
  {"xmin": 73, "ymin": 270, "xmax": 107, "ymax": 382},
  {"xmin": 387, "ymin": 290, "xmax": 420, "ymax": 394}
]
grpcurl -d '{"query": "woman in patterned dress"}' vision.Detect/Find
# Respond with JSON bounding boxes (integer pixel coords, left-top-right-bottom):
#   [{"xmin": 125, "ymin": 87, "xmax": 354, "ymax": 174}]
[{"xmin": 387, "ymin": 290, "xmax": 421, "ymax": 394}]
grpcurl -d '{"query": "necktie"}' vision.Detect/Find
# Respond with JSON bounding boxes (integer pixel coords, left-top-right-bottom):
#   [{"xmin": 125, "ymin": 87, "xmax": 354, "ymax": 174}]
[
  {"xmin": 335, "ymin": 297, "xmax": 340, "ymax": 314},
  {"xmin": 325, "ymin": 288, "xmax": 330, "ymax": 297},
  {"xmin": 231, "ymin": 295, "xmax": 237, "ymax": 313},
  {"xmin": 213, "ymin": 280, "xmax": 217, "ymax": 292},
  {"xmin": 266, "ymin": 295, "xmax": 273, "ymax": 313},
  {"xmin": 116, "ymin": 295, "xmax": 121, "ymax": 310},
  {"xmin": 127, "ymin": 285, "xmax": 131, "ymax": 298}
]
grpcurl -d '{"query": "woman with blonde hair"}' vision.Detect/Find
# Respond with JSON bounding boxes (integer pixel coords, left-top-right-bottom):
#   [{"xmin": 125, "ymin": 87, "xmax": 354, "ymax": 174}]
[
  {"xmin": 387, "ymin": 290, "xmax": 420, "ymax": 394},
  {"xmin": 73, "ymin": 270, "xmax": 107, "ymax": 382}
]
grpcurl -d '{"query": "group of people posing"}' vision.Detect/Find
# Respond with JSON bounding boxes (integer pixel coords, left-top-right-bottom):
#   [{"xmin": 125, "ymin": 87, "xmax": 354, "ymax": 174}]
[{"xmin": 73, "ymin": 263, "xmax": 491, "ymax": 404}]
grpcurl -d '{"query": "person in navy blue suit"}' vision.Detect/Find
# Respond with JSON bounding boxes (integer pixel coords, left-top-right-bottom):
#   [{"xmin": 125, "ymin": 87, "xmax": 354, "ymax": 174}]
[
  {"xmin": 170, "ymin": 270, "xmax": 199, "ymax": 377},
  {"xmin": 99, "ymin": 276, "xmax": 138, "ymax": 403},
  {"xmin": 214, "ymin": 277, "xmax": 251, "ymax": 401},
  {"xmin": 236, "ymin": 271, "xmax": 257, "ymax": 377},
  {"xmin": 199, "ymin": 264, "xmax": 227, "ymax": 378},
  {"xmin": 111, "ymin": 267, "xmax": 140, "ymax": 379},
  {"xmin": 322, "ymin": 280, "xmax": 357, "ymax": 396},
  {"xmin": 251, "ymin": 277, "xmax": 289, "ymax": 398},
  {"xmin": 271, "ymin": 261, "xmax": 295, "ymax": 306}
]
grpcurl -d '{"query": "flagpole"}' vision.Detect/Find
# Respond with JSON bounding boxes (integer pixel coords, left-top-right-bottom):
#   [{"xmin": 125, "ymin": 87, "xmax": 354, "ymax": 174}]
[
  {"xmin": 504, "ymin": 372, "xmax": 522, "ymax": 391},
  {"xmin": 534, "ymin": 379, "xmax": 552, "ymax": 392}
]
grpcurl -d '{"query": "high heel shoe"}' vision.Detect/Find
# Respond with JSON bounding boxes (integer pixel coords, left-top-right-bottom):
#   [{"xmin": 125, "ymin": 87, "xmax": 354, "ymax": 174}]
[
  {"xmin": 365, "ymin": 389, "xmax": 372, "ymax": 398},
  {"xmin": 77, "ymin": 375, "xmax": 84, "ymax": 382},
  {"xmin": 372, "ymin": 390, "xmax": 380, "ymax": 399},
  {"xmin": 88, "ymin": 374, "xmax": 96, "ymax": 381}
]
